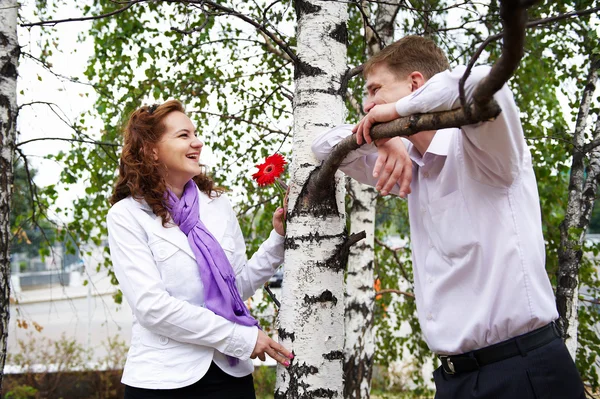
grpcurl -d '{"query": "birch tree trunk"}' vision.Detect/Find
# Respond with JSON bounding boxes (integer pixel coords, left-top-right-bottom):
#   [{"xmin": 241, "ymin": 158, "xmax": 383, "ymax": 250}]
[
  {"xmin": 275, "ymin": 1, "xmax": 349, "ymax": 397},
  {"xmin": 556, "ymin": 56, "xmax": 600, "ymax": 359},
  {"xmin": 0, "ymin": 0, "xmax": 19, "ymax": 391},
  {"xmin": 343, "ymin": 2, "xmax": 399, "ymax": 398},
  {"xmin": 344, "ymin": 179, "xmax": 377, "ymax": 399}
]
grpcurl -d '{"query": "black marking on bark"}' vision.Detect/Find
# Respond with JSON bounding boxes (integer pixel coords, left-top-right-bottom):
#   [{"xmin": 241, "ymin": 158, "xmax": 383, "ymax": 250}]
[
  {"xmin": 309, "ymin": 388, "xmax": 336, "ymax": 398},
  {"xmin": 295, "ymin": 101, "xmax": 319, "ymax": 109},
  {"xmin": 294, "ymin": 61, "xmax": 325, "ymax": 80},
  {"xmin": 358, "ymin": 284, "xmax": 371, "ymax": 292},
  {"xmin": 313, "ymin": 123, "xmax": 331, "ymax": 127},
  {"xmin": 329, "ymin": 23, "xmax": 347, "ymax": 45},
  {"xmin": 284, "ymin": 237, "xmax": 300, "ymax": 250},
  {"xmin": 294, "ymin": 363, "xmax": 319, "ymax": 376},
  {"xmin": 0, "ymin": 32, "xmax": 8, "ymax": 46},
  {"xmin": 300, "ymin": 162, "xmax": 313, "ymax": 168},
  {"xmin": 323, "ymin": 350, "xmax": 344, "ymax": 360},
  {"xmin": 345, "ymin": 300, "xmax": 370, "ymax": 318},
  {"xmin": 0, "ymin": 61, "xmax": 17, "ymax": 80},
  {"xmin": 291, "ymin": 167, "xmax": 339, "ymax": 219},
  {"xmin": 275, "ymin": 360, "xmax": 321, "ymax": 398},
  {"xmin": 295, "ymin": 0, "xmax": 321, "ymax": 15},
  {"xmin": 343, "ymin": 353, "xmax": 374, "ymax": 398},
  {"xmin": 286, "ymin": 232, "xmax": 346, "ymax": 252},
  {"xmin": 304, "ymin": 290, "xmax": 338, "ymax": 306},
  {"xmin": 278, "ymin": 328, "xmax": 296, "ymax": 342},
  {"xmin": 314, "ymin": 231, "xmax": 365, "ymax": 273},
  {"xmin": 338, "ymin": 70, "xmax": 349, "ymax": 98}
]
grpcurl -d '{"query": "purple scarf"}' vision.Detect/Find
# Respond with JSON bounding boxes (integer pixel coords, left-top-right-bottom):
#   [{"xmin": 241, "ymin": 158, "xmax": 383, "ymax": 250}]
[{"xmin": 168, "ymin": 180, "xmax": 259, "ymax": 365}]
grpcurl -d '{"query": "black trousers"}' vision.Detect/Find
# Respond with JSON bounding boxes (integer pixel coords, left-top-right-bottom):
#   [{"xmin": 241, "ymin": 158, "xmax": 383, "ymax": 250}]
[
  {"xmin": 124, "ymin": 362, "xmax": 255, "ymax": 399},
  {"xmin": 433, "ymin": 336, "xmax": 585, "ymax": 399}
]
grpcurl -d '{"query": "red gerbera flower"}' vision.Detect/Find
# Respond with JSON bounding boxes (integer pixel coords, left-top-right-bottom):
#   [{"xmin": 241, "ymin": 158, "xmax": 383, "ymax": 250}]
[{"xmin": 252, "ymin": 154, "xmax": 287, "ymax": 186}]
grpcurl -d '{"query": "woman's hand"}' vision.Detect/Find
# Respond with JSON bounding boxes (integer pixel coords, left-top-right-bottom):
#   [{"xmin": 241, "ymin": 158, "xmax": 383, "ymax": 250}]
[
  {"xmin": 272, "ymin": 190, "xmax": 289, "ymax": 236},
  {"xmin": 251, "ymin": 330, "xmax": 293, "ymax": 367}
]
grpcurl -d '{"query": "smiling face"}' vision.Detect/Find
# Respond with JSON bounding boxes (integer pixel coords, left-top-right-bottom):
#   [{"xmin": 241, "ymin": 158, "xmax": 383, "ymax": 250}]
[
  {"xmin": 364, "ymin": 63, "xmax": 414, "ymax": 113},
  {"xmin": 153, "ymin": 111, "xmax": 203, "ymax": 191}
]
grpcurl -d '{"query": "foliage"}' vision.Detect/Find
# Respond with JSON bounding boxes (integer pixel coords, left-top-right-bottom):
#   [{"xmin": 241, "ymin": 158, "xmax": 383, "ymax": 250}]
[
  {"xmin": 253, "ymin": 366, "xmax": 277, "ymax": 399},
  {"xmin": 10, "ymin": 159, "xmax": 56, "ymax": 259},
  {"xmin": 4, "ymin": 332, "xmax": 128, "ymax": 399},
  {"xmin": 20, "ymin": 0, "xmax": 600, "ymax": 394},
  {"xmin": 4, "ymin": 385, "xmax": 38, "ymax": 399}
]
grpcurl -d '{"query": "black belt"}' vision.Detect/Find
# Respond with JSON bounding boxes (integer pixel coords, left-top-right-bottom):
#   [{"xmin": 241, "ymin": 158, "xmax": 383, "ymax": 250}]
[{"xmin": 438, "ymin": 322, "xmax": 560, "ymax": 375}]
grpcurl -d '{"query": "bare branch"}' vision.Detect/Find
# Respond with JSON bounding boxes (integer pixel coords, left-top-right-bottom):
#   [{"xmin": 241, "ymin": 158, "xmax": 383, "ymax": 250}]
[
  {"xmin": 375, "ymin": 237, "xmax": 412, "ymax": 284},
  {"xmin": 185, "ymin": 0, "xmax": 299, "ymax": 65},
  {"xmin": 16, "ymin": 137, "xmax": 118, "ymax": 148},
  {"xmin": 257, "ymin": 31, "xmax": 292, "ymax": 62},
  {"xmin": 21, "ymin": 0, "xmax": 145, "ymax": 27},
  {"xmin": 376, "ymin": 288, "xmax": 415, "ymax": 299}
]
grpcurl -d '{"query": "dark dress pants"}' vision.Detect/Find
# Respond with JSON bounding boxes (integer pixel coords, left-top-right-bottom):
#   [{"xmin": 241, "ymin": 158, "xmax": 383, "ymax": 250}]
[
  {"xmin": 433, "ymin": 337, "xmax": 585, "ymax": 399},
  {"xmin": 124, "ymin": 362, "xmax": 255, "ymax": 399}
]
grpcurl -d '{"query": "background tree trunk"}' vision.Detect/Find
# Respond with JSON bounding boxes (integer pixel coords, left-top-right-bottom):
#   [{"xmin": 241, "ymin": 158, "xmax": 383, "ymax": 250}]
[
  {"xmin": 556, "ymin": 56, "xmax": 600, "ymax": 359},
  {"xmin": 0, "ymin": 0, "xmax": 19, "ymax": 392},
  {"xmin": 275, "ymin": 1, "xmax": 349, "ymax": 397},
  {"xmin": 344, "ymin": 179, "xmax": 377, "ymax": 399},
  {"xmin": 343, "ymin": 2, "xmax": 400, "ymax": 398}
]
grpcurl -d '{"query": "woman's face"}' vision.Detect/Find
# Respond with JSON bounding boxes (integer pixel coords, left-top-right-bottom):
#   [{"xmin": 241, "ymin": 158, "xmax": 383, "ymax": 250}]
[{"xmin": 153, "ymin": 111, "xmax": 203, "ymax": 190}]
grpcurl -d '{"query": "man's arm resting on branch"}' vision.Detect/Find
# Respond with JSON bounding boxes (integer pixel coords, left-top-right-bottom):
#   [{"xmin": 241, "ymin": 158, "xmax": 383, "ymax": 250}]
[
  {"xmin": 393, "ymin": 65, "xmax": 526, "ymax": 186},
  {"xmin": 312, "ymin": 125, "xmax": 412, "ymax": 197}
]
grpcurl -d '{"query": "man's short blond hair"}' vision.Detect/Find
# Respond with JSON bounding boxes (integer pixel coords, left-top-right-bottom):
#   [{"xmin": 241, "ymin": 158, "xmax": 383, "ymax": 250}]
[{"xmin": 364, "ymin": 35, "xmax": 450, "ymax": 80}]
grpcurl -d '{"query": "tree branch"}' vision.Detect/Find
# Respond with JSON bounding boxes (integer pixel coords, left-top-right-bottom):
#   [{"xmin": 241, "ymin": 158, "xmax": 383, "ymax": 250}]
[
  {"xmin": 309, "ymin": 0, "xmax": 532, "ymax": 204},
  {"xmin": 16, "ymin": 137, "xmax": 119, "ymax": 148},
  {"xmin": 185, "ymin": 0, "xmax": 298, "ymax": 65},
  {"xmin": 459, "ymin": 4, "xmax": 599, "ymax": 107},
  {"xmin": 376, "ymin": 288, "xmax": 415, "ymax": 299},
  {"xmin": 21, "ymin": 0, "xmax": 144, "ymax": 27}
]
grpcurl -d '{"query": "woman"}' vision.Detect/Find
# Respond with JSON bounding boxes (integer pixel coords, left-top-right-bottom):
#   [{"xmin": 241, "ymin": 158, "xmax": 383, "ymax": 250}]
[{"xmin": 107, "ymin": 100, "xmax": 292, "ymax": 398}]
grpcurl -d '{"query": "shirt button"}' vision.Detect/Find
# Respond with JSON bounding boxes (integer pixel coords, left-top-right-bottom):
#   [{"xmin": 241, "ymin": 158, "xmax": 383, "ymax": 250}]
[
  {"xmin": 159, "ymin": 336, "xmax": 169, "ymax": 345},
  {"xmin": 423, "ymin": 172, "xmax": 429, "ymax": 178},
  {"xmin": 427, "ymin": 313, "xmax": 433, "ymax": 321},
  {"xmin": 158, "ymin": 249, "xmax": 166, "ymax": 258},
  {"xmin": 421, "ymin": 207, "xmax": 426, "ymax": 214},
  {"xmin": 234, "ymin": 348, "xmax": 244, "ymax": 357},
  {"xmin": 427, "ymin": 276, "xmax": 433, "ymax": 283}
]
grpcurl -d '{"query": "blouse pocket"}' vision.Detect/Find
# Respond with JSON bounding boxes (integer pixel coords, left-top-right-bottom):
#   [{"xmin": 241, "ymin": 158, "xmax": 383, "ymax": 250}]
[
  {"xmin": 427, "ymin": 190, "xmax": 478, "ymax": 262},
  {"xmin": 148, "ymin": 239, "xmax": 180, "ymax": 286},
  {"xmin": 149, "ymin": 239, "xmax": 179, "ymax": 262}
]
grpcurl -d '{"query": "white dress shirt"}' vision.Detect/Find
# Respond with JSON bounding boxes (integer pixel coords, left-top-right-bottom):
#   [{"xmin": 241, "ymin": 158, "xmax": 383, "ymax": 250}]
[
  {"xmin": 107, "ymin": 189, "xmax": 284, "ymax": 389},
  {"xmin": 312, "ymin": 65, "xmax": 558, "ymax": 355}
]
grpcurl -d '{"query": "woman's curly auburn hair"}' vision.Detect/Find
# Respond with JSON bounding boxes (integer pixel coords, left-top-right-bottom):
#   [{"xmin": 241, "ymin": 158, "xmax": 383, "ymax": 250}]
[{"xmin": 110, "ymin": 99, "xmax": 223, "ymax": 225}]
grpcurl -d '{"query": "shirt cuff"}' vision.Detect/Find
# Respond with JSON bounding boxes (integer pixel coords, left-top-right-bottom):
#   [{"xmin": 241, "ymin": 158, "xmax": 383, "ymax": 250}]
[{"xmin": 225, "ymin": 324, "xmax": 259, "ymax": 361}]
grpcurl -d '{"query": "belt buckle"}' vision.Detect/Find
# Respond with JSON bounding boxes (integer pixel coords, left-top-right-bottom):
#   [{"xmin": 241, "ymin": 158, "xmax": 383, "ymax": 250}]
[{"xmin": 439, "ymin": 355, "xmax": 456, "ymax": 375}]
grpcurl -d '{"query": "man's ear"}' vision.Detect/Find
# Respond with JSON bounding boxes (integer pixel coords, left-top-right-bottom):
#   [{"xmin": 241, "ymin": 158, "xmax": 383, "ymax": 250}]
[{"xmin": 408, "ymin": 71, "xmax": 426, "ymax": 92}]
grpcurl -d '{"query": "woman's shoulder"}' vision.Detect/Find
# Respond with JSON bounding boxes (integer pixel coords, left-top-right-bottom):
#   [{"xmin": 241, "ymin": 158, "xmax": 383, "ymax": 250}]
[{"xmin": 108, "ymin": 196, "xmax": 152, "ymax": 218}]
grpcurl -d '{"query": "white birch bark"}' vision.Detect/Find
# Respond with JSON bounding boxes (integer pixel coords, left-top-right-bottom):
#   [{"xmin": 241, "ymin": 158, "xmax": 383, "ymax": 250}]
[
  {"xmin": 0, "ymin": 0, "xmax": 19, "ymax": 391},
  {"xmin": 344, "ymin": 178, "xmax": 377, "ymax": 399},
  {"xmin": 275, "ymin": 1, "xmax": 349, "ymax": 397},
  {"xmin": 557, "ymin": 56, "xmax": 599, "ymax": 359},
  {"xmin": 343, "ymin": 3, "xmax": 399, "ymax": 397}
]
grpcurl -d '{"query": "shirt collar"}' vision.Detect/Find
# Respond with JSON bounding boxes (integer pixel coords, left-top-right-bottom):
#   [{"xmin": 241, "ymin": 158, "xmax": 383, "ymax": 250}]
[{"xmin": 407, "ymin": 128, "xmax": 455, "ymax": 166}]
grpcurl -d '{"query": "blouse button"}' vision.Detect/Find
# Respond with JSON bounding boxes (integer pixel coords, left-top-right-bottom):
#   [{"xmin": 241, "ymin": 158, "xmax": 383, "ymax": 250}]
[{"xmin": 159, "ymin": 336, "xmax": 169, "ymax": 345}]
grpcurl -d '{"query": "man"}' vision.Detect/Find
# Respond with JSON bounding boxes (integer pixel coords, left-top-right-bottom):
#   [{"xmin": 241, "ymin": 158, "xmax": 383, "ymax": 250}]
[{"xmin": 312, "ymin": 36, "xmax": 584, "ymax": 398}]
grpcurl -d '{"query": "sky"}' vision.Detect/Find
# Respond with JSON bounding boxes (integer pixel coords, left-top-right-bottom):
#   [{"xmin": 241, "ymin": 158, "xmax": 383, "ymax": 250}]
[{"xmin": 16, "ymin": 2, "xmax": 223, "ymax": 221}]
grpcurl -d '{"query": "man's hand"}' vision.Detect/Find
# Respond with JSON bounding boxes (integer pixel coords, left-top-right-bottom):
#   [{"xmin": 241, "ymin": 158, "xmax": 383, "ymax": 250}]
[
  {"xmin": 251, "ymin": 330, "xmax": 293, "ymax": 367},
  {"xmin": 373, "ymin": 137, "xmax": 412, "ymax": 197},
  {"xmin": 353, "ymin": 102, "xmax": 400, "ymax": 145}
]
